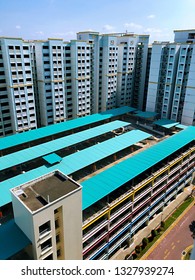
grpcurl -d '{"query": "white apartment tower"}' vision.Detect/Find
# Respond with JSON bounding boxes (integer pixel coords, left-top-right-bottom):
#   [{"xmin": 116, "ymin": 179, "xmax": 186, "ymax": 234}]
[
  {"xmin": 77, "ymin": 31, "xmax": 100, "ymax": 114},
  {"xmin": 146, "ymin": 29, "xmax": 195, "ymax": 125},
  {"xmin": 68, "ymin": 40, "xmax": 91, "ymax": 118},
  {"xmin": 34, "ymin": 39, "xmax": 66, "ymax": 126},
  {"xmin": 11, "ymin": 170, "xmax": 82, "ymax": 260},
  {"xmin": 117, "ymin": 34, "xmax": 149, "ymax": 109},
  {"xmin": 77, "ymin": 32, "xmax": 149, "ymax": 112},
  {"xmin": 99, "ymin": 35, "xmax": 118, "ymax": 111},
  {"xmin": 77, "ymin": 32, "xmax": 119, "ymax": 112},
  {"xmin": 0, "ymin": 37, "xmax": 37, "ymax": 135}
]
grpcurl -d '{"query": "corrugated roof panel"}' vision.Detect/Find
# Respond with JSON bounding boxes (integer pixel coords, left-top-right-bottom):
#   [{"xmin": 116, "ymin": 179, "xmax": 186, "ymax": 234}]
[
  {"xmin": 0, "ymin": 120, "xmax": 129, "ymax": 171},
  {"xmin": 0, "ymin": 106, "xmax": 134, "ymax": 151},
  {"xmin": 81, "ymin": 126, "xmax": 195, "ymax": 209},
  {"xmin": 0, "ymin": 220, "xmax": 31, "ymax": 259},
  {"xmin": 153, "ymin": 119, "xmax": 180, "ymax": 128},
  {"xmin": 57, "ymin": 129, "xmax": 151, "ymax": 175},
  {"xmin": 0, "ymin": 129, "xmax": 150, "ymax": 207},
  {"xmin": 135, "ymin": 111, "xmax": 158, "ymax": 118},
  {"xmin": 1, "ymin": 127, "xmax": 194, "ymax": 209},
  {"xmin": 43, "ymin": 153, "xmax": 62, "ymax": 165}
]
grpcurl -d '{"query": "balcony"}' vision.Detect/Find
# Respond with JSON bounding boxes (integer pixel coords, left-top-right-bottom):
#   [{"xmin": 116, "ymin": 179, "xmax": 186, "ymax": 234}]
[
  {"xmin": 134, "ymin": 188, "xmax": 151, "ymax": 202},
  {"xmin": 169, "ymin": 164, "xmax": 181, "ymax": 176},
  {"xmin": 164, "ymin": 190, "xmax": 177, "ymax": 203},
  {"xmin": 40, "ymin": 238, "xmax": 52, "ymax": 256},
  {"xmin": 153, "ymin": 174, "xmax": 168, "ymax": 188},
  {"xmin": 39, "ymin": 228, "xmax": 52, "ymax": 239},
  {"xmin": 82, "ymin": 219, "xmax": 108, "ymax": 243},
  {"xmin": 84, "ymin": 241, "xmax": 107, "ymax": 260},
  {"xmin": 108, "ymin": 232, "xmax": 130, "ymax": 256},
  {"xmin": 131, "ymin": 215, "xmax": 148, "ymax": 233},
  {"xmin": 132, "ymin": 206, "xmax": 149, "ymax": 223},
  {"xmin": 150, "ymin": 201, "xmax": 164, "ymax": 216},
  {"xmin": 82, "ymin": 206, "xmax": 108, "ymax": 228},
  {"xmin": 109, "ymin": 222, "xmax": 130, "ymax": 242},
  {"xmin": 83, "ymin": 230, "xmax": 108, "ymax": 253},
  {"xmin": 110, "ymin": 200, "xmax": 132, "ymax": 221},
  {"xmin": 110, "ymin": 211, "xmax": 132, "ymax": 232}
]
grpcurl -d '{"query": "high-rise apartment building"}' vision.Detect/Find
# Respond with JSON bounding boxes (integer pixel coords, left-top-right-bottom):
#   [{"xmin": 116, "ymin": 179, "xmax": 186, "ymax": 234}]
[
  {"xmin": 146, "ymin": 29, "xmax": 195, "ymax": 126},
  {"xmin": 0, "ymin": 32, "xmax": 150, "ymax": 136},
  {"xmin": 77, "ymin": 32, "xmax": 119, "ymax": 112},
  {"xmin": 3, "ymin": 29, "xmax": 195, "ymax": 138},
  {"xmin": 0, "ymin": 38, "xmax": 37, "ymax": 136},
  {"xmin": 68, "ymin": 40, "xmax": 92, "ymax": 118},
  {"xmin": 33, "ymin": 39, "xmax": 66, "ymax": 126},
  {"xmin": 77, "ymin": 32, "xmax": 149, "ymax": 112},
  {"xmin": 116, "ymin": 34, "xmax": 149, "ymax": 109}
]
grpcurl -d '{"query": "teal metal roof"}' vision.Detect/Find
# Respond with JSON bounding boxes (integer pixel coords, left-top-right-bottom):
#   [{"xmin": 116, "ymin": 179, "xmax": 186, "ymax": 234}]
[
  {"xmin": 0, "ymin": 219, "xmax": 31, "ymax": 259},
  {"xmin": 81, "ymin": 126, "xmax": 195, "ymax": 210},
  {"xmin": 0, "ymin": 126, "xmax": 194, "ymax": 209},
  {"xmin": 135, "ymin": 111, "xmax": 158, "ymax": 119},
  {"xmin": 0, "ymin": 120, "xmax": 129, "ymax": 171},
  {"xmin": 0, "ymin": 129, "xmax": 151, "ymax": 207},
  {"xmin": 0, "ymin": 166, "xmax": 55, "ymax": 206},
  {"xmin": 176, "ymin": 124, "xmax": 188, "ymax": 130},
  {"xmin": 58, "ymin": 129, "xmax": 152, "ymax": 175},
  {"xmin": 153, "ymin": 119, "xmax": 180, "ymax": 129},
  {"xmin": 0, "ymin": 106, "xmax": 135, "ymax": 151},
  {"xmin": 43, "ymin": 153, "xmax": 62, "ymax": 165}
]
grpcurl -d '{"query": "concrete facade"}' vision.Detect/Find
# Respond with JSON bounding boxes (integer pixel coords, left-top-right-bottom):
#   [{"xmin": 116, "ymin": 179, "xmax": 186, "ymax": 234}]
[
  {"xmin": 11, "ymin": 170, "xmax": 82, "ymax": 260},
  {"xmin": 0, "ymin": 37, "xmax": 37, "ymax": 135}
]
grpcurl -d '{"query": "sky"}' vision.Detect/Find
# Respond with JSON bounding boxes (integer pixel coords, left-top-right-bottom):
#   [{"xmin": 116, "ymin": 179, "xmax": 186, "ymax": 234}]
[{"xmin": 1, "ymin": 0, "xmax": 195, "ymax": 43}]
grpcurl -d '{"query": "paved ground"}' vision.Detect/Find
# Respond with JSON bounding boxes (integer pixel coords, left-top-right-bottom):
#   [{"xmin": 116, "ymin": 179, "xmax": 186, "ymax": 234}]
[
  {"xmin": 111, "ymin": 186, "xmax": 194, "ymax": 260},
  {"xmin": 143, "ymin": 200, "xmax": 195, "ymax": 260}
]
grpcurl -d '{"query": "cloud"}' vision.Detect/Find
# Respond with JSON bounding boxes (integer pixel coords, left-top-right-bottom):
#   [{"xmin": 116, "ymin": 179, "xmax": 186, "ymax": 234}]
[
  {"xmin": 124, "ymin": 22, "xmax": 143, "ymax": 30},
  {"xmin": 52, "ymin": 31, "xmax": 75, "ymax": 39},
  {"xmin": 145, "ymin": 28, "xmax": 162, "ymax": 33},
  {"xmin": 147, "ymin": 14, "xmax": 155, "ymax": 19},
  {"xmin": 103, "ymin": 24, "xmax": 115, "ymax": 31},
  {"xmin": 16, "ymin": 25, "xmax": 21, "ymax": 29},
  {"xmin": 36, "ymin": 31, "xmax": 44, "ymax": 35}
]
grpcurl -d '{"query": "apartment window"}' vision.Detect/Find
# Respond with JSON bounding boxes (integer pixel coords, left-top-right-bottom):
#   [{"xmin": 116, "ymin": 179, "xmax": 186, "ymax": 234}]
[
  {"xmin": 55, "ymin": 219, "xmax": 60, "ymax": 229},
  {"xmin": 56, "ymin": 234, "xmax": 60, "ymax": 243},
  {"xmin": 43, "ymin": 254, "xmax": 53, "ymax": 260},
  {"xmin": 41, "ymin": 238, "xmax": 52, "ymax": 252},
  {"xmin": 57, "ymin": 249, "xmax": 61, "ymax": 257}
]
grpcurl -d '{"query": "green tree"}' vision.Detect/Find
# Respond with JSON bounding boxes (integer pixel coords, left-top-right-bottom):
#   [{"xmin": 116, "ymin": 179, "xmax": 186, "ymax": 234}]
[
  {"xmin": 142, "ymin": 237, "xmax": 148, "ymax": 248},
  {"xmin": 135, "ymin": 245, "xmax": 141, "ymax": 254}
]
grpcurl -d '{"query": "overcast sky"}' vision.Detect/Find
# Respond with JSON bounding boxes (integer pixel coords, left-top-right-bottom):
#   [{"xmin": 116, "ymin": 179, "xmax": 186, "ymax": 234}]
[{"xmin": 1, "ymin": 0, "xmax": 195, "ymax": 43}]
